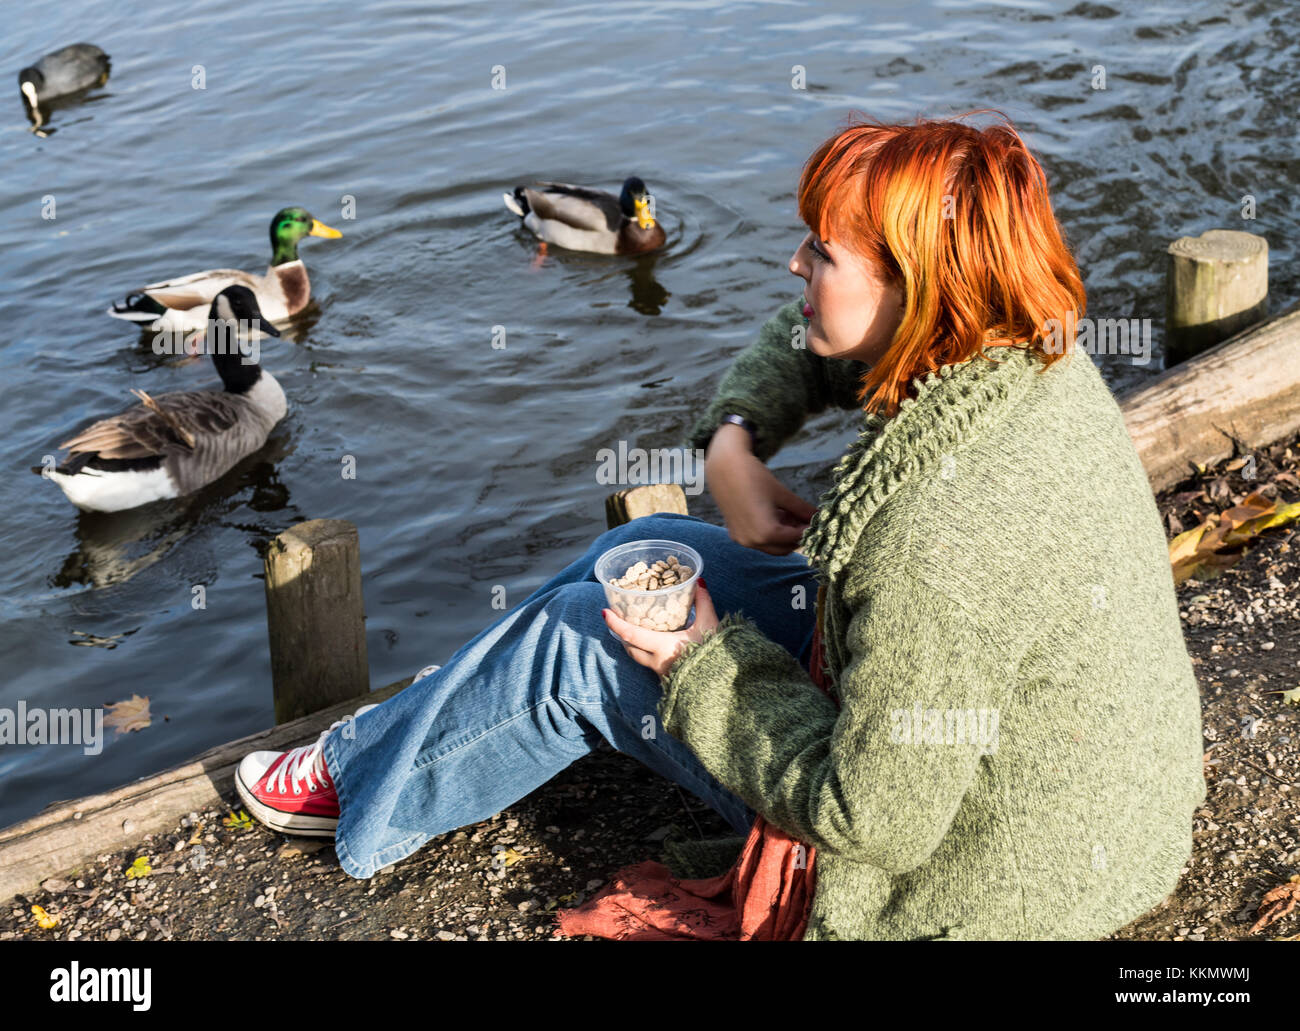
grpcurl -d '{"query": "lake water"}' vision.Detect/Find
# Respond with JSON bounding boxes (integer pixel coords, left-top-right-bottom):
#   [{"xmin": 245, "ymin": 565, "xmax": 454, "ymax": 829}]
[{"xmin": 1, "ymin": 0, "xmax": 1292, "ymax": 827}]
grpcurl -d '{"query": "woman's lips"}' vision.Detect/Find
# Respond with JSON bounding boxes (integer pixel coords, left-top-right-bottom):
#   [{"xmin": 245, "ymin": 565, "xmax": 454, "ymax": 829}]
[{"xmin": 802, "ymin": 301, "xmax": 815, "ymax": 318}]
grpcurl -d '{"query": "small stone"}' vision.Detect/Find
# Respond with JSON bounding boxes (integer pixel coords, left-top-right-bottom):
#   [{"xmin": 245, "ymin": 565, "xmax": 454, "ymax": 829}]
[
  {"xmin": 276, "ymin": 840, "xmax": 327, "ymax": 860},
  {"xmin": 436, "ymin": 930, "xmax": 456, "ymax": 941},
  {"xmin": 390, "ymin": 929, "xmax": 409, "ymax": 939}
]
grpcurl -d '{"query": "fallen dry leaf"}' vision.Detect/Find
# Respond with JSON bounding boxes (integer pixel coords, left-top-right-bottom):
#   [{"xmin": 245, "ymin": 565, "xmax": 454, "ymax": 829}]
[
  {"xmin": 31, "ymin": 905, "xmax": 58, "ymax": 930},
  {"xmin": 1170, "ymin": 521, "xmax": 1238, "ymax": 584},
  {"xmin": 103, "ymin": 694, "xmax": 151, "ymax": 734},
  {"xmin": 1269, "ymin": 686, "xmax": 1300, "ymax": 708},
  {"xmin": 496, "ymin": 847, "xmax": 526, "ymax": 867},
  {"xmin": 1251, "ymin": 875, "xmax": 1300, "ymax": 934},
  {"xmin": 223, "ymin": 810, "xmax": 252, "ymax": 830},
  {"xmin": 124, "ymin": 856, "xmax": 152, "ymax": 879},
  {"xmin": 1169, "ymin": 492, "xmax": 1300, "ymax": 584}
]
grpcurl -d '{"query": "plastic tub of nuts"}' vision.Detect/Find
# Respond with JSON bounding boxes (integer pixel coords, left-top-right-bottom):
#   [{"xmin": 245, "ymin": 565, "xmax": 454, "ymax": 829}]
[{"xmin": 595, "ymin": 539, "xmax": 703, "ymax": 640}]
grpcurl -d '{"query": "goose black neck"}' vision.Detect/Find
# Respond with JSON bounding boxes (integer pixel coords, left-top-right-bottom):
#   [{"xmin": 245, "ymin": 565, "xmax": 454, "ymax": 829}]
[{"xmin": 212, "ymin": 347, "xmax": 263, "ymax": 393}]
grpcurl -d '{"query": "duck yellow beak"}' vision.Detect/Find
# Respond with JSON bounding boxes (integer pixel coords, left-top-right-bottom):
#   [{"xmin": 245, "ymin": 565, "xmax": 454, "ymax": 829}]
[
  {"xmin": 309, "ymin": 220, "xmax": 343, "ymax": 239},
  {"xmin": 634, "ymin": 197, "xmax": 655, "ymax": 230}
]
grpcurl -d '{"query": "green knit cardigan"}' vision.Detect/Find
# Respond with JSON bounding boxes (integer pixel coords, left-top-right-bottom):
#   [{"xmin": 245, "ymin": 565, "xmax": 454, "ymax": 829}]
[{"xmin": 658, "ymin": 299, "xmax": 1206, "ymax": 940}]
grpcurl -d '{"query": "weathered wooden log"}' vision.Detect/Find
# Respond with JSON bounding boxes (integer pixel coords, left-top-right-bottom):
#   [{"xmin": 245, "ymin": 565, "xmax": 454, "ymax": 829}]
[
  {"xmin": 1165, "ymin": 229, "xmax": 1267, "ymax": 366},
  {"xmin": 264, "ymin": 519, "xmax": 369, "ymax": 723},
  {"xmin": 605, "ymin": 483, "xmax": 689, "ymax": 529},
  {"xmin": 1121, "ymin": 303, "xmax": 1300, "ymax": 493},
  {"xmin": 0, "ymin": 677, "xmax": 413, "ymax": 906}
]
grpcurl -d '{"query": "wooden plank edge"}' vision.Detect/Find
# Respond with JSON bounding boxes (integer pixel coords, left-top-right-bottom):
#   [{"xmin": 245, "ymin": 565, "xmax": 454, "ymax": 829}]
[
  {"xmin": 0, "ymin": 676, "xmax": 414, "ymax": 905},
  {"xmin": 1120, "ymin": 304, "xmax": 1300, "ymax": 493}
]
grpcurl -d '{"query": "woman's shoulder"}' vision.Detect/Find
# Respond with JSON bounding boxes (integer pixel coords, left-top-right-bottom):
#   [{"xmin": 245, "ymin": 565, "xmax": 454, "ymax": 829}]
[{"xmin": 817, "ymin": 343, "xmax": 1162, "ymax": 625}]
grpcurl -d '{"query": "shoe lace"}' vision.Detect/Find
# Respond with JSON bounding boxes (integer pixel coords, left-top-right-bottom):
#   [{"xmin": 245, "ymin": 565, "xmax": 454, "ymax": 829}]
[{"xmin": 273, "ymin": 714, "xmax": 354, "ymax": 796}]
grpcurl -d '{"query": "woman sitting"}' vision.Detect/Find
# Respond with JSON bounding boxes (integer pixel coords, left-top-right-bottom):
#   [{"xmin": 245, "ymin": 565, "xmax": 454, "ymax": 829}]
[{"xmin": 237, "ymin": 113, "xmax": 1206, "ymax": 940}]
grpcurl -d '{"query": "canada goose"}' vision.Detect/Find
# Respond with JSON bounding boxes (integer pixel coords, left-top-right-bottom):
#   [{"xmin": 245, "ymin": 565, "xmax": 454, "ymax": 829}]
[
  {"xmin": 503, "ymin": 177, "xmax": 666, "ymax": 255},
  {"xmin": 40, "ymin": 286, "xmax": 287, "ymax": 513},
  {"xmin": 107, "ymin": 207, "xmax": 342, "ymax": 334}
]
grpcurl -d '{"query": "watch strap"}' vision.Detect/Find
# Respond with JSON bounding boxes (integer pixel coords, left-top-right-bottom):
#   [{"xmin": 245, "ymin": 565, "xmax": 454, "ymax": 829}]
[{"xmin": 719, "ymin": 413, "xmax": 759, "ymax": 446}]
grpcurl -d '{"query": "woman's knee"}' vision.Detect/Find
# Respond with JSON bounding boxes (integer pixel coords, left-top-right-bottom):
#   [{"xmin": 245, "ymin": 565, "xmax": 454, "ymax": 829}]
[
  {"xmin": 594, "ymin": 513, "xmax": 719, "ymax": 553},
  {"xmin": 541, "ymin": 579, "xmax": 609, "ymax": 634}
]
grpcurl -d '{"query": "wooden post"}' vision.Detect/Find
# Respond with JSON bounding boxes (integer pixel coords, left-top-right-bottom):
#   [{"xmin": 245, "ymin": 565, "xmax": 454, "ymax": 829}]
[
  {"xmin": 264, "ymin": 519, "xmax": 369, "ymax": 723},
  {"xmin": 605, "ymin": 483, "xmax": 689, "ymax": 529},
  {"xmin": 1166, "ymin": 229, "xmax": 1267, "ymax": 366}
]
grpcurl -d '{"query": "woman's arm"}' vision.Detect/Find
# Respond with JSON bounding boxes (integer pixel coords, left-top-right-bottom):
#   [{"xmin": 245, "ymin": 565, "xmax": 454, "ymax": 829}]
[
  {"xmin": 685, "ymin": 299, "xmax": 870, "ymax": 463},
  {"xmin": 656, "ymin": 569, "xmax": 1014, "ymax": 872}
]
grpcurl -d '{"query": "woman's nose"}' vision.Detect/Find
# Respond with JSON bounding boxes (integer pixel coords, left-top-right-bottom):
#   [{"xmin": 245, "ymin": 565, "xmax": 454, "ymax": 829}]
[{"xmin": 789, "ymin": 250, "xmax": 808, "ymax": 278}]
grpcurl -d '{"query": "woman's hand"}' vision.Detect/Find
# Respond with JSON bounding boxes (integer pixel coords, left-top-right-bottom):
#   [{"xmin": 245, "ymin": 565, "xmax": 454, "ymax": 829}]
[
  {"xmin": 603, "ymin": 578, "xmax": 719, "ymax": 678},
  {"xmin": 706, "ymin": 424, "xmax": 817, "ymax": 556}
]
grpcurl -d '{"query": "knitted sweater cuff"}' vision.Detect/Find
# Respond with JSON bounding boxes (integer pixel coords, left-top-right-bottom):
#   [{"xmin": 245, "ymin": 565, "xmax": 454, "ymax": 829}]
[{"xmin": 658, "ymin": 611, "xmax": 758, "ymax": 730}]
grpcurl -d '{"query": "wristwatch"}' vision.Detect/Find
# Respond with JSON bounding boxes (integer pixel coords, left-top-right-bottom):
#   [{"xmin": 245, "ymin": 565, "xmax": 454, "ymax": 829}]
[{"xmin": 719, "ymin": 413, "xmax": 759, "ymax": 448}]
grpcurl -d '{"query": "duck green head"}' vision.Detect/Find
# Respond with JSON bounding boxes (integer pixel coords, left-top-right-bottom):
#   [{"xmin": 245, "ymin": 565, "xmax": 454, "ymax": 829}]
[
  {"xmin": 269, "ymin": 207, "xmax": 342, "ymax": 265},
  {"xmin": 618, "ymin": 177, "xmax": 657, "ymax": 230}
]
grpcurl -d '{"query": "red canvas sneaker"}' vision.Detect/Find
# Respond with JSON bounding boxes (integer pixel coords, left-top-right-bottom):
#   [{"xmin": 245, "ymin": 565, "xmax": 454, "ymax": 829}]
[{"xmin": 236, "ymin": 704, "xmax": 379, "ymax": 837}]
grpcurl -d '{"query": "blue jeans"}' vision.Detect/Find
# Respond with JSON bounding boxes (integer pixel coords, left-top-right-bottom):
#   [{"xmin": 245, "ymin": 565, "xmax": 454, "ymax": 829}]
[{"xmin": 322, "ymin": 513, "xmax": 820, "ymax": 880}]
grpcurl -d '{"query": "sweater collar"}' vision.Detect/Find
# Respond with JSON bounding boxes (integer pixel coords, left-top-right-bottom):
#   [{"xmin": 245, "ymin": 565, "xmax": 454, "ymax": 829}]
[{"xmin": 799, "ymin": 345, "xmax": 1046, "ymax": 582}]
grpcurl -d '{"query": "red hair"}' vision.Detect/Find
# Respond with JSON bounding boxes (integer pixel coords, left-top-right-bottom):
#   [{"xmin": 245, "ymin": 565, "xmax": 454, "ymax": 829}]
[{"xmin": 797, "ymin": 112, "xmax": 1086, "ymax": 418}]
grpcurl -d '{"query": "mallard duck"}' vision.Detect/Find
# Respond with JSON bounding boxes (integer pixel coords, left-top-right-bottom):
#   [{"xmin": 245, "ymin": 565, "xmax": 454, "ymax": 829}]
[
  {"xmin": 41, "ymin": 286, "xmax": 287, "ymax": 512},
  {"xmin": 107, "ymin": 207, "xmax": 342, "ymax": 334},
  {"xmin": 19, "ymin": 43, "xmax": 110, "ymax": 115},
  {"xmin": 502, "ymin": 177, "xmax": 666, "ymax": 255}
]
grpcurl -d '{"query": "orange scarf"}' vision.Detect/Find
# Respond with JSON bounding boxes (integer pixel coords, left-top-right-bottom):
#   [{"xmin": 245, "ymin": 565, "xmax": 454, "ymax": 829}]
[{"xmin": 553, "ymin": 585, "xmax": 833, "ymax": 940}]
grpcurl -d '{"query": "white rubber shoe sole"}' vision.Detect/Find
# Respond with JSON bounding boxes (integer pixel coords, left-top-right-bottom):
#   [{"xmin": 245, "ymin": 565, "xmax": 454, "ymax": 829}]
[{"xmin": 234, "ymin": 703, "xmax": 381, "ymax": 838}]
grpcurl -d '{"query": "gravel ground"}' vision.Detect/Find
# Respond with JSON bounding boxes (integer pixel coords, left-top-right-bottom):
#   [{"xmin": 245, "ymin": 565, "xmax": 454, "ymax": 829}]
[{"xmin": 4, "ymin": 429, "xmax": 1299, "ymax": 942}]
